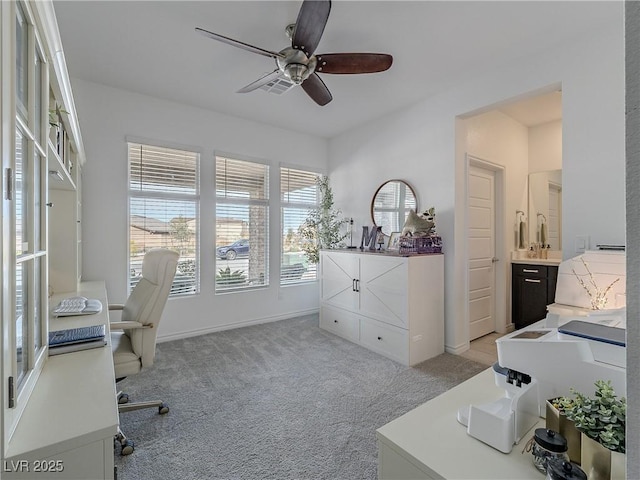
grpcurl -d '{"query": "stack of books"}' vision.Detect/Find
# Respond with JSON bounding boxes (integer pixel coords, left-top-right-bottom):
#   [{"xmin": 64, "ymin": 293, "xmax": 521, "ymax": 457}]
[{"xmin": 48, "ymin": 324, "xmax": 107, "ymax": 356}]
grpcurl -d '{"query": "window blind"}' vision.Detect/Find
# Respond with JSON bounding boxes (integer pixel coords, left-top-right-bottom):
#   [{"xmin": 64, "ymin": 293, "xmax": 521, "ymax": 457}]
[
  {"xmin": 128, "ymin": 143, "xmax": 199, "ymax": 296},
  {"xmin": 280, "ymin": 167, "xmax": 319, "ymax": 284},
  {"xmin": 215, "ymin": 156, "xmax": 269, "ymax": 291}
]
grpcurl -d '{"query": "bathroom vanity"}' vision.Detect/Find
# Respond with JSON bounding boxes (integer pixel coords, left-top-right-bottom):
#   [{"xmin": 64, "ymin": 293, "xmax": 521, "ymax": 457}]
[{"xmin": 511, "ymin": 256, "xmax": 560, "ymax": 329}]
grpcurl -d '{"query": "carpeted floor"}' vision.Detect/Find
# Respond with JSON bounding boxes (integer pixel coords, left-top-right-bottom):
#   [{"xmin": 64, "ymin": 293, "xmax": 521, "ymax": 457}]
[{"xmin": 114, "ymin": 314, "xmax": 485, "ymax": 480}]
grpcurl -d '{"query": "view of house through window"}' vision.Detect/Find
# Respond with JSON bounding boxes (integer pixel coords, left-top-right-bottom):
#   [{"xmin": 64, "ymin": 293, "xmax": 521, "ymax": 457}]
[
  {"xmin": 281, "ymin": 167, "xmax": 320, "ymax": 284},
  {"xmin": 128, "ymin": 142, "xmax": 200, "ymax": 296},
  {"xmin": 215, "ymin": 156, "xmax": 269, "ymax": 291}
]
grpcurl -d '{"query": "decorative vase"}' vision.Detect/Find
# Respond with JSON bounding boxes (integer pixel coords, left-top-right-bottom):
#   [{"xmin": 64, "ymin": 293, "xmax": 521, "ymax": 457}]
[
  {"xmin": 546, "ymin": 400, "xmax": 582, "ymax": 464},
  {"xmin": 580, "ymin": 433, "xmax": 626, "ymax": 480}
]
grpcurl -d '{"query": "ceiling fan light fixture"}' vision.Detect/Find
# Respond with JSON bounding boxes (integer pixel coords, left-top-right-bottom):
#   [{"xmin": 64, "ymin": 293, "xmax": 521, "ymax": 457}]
[{"xmin": 283, "ymin": 63, "xmax": 308, "ymax": 84}]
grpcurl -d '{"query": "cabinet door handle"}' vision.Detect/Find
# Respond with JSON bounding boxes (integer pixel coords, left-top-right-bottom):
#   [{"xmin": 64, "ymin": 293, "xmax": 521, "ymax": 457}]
[
  {"xmin": 522, "ymin": 269, "xmax": 539, "ymax": 273},
  {"xmin": 352, "ymin": 279, "xmax": 357, "ymax": 291},
  {"xmin": 524, "ymin": 278, "xmax": 542, "ymax": 283},
  {"xmin": 334, "ymin": 319, "xmax": 338, "ymax": 323},
  {"xmin": 355, "ymin": 279, "xmax": 360, "ymax": 292},
  {"xmin": 377, "ymin": 336, "xmax": 382, "ymax": 341}
]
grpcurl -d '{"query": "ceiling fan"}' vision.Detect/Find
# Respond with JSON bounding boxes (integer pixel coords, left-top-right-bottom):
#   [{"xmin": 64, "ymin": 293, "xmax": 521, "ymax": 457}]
[{"xmin": 196, "ymin": 0, "xmax": 393, "ymax": 106}]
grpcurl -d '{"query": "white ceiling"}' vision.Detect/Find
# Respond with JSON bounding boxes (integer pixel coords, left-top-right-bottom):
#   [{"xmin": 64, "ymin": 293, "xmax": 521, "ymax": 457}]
[
  {"xmin": 498, "ymin": 90, "xmax": 563, "ymax": 127},
  {"xmin": 53, "ymin": 1, "xmax": 618, "ymax": 138}
]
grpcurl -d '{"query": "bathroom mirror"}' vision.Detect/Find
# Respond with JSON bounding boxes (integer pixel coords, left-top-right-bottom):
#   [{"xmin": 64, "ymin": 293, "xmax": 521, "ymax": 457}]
[
  {"xmin": 371, "ymin": 180, "xmax": 417, "ymax": 235},
  {"xmin": 528, "ymin": 169, "xmax": 562, "ymax": 249}
]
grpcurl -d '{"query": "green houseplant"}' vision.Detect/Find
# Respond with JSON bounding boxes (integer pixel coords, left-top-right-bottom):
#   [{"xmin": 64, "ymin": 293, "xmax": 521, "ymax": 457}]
[
  {"xmin": 565, "ymin": 380, "xmax": 625, "ymax": 454},
  {"xmin": 562, "ymin": 380, "xmax": 626, "ymax": 480},
  {"xmin": 547, "ymin": 395, "xmax": 581, "ymax": 463},
  {"xmin": 298, "ymin": 176, "xmax": 348, "ymax": 264}
]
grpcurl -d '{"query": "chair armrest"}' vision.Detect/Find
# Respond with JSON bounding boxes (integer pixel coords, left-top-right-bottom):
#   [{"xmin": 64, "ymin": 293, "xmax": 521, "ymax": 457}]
[
  {"xmin": 108, "ymin": 304, "xmax": 125, "ymax": 311},
  {"xmin": 110, "ymin": 321, "xmax": 153, "ymax": 330}
]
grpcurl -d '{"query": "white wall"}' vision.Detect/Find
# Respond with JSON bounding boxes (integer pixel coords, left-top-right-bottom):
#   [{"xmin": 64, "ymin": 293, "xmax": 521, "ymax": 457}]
[
  {"xmin": 529, "ymin": 120, "xmax": 562, "ymax": 172},
  {"xmin": 625, "ymin": 1, "xmax": 640, "ymax": 473},
  {"xmin": 329, "ymin": 21, "xmax": 624, "ymax": 353},
  {"xmin": 72, "ymin": 79, "xmax": 328, "ymax": 341}
]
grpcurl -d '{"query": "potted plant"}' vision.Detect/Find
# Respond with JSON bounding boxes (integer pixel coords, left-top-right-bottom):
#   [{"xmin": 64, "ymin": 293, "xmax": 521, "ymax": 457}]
[
  {"xmin": 546, "ymin": 395, "xmax": 581, "ymax": 463},
  {"xmin": 564, "ymin": 380, "xmax": 626, "ymax": 480},
  {"xmin": 298, "ymin": 176, "xmax": 348, "ymax": 264}
]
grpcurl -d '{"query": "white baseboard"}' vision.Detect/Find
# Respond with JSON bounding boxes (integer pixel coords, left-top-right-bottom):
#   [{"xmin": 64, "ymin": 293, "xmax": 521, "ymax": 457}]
[
  {"xmin": 445, "ymin": 342, "xmax": 470, "ymax": 355},
  {"xmin": 156, "ymin": 308, "xmax": 320, "ymax": 343}
]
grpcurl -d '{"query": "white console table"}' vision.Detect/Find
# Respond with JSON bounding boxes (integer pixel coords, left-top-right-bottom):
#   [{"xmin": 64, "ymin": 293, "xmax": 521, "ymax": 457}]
[
  {"xmin": 4, "ymin": 281, "xmax": 118, "ymax": 479},
  {"xmin": 376, "ymin": 368, "xmax": 544, "ymax": 479}
]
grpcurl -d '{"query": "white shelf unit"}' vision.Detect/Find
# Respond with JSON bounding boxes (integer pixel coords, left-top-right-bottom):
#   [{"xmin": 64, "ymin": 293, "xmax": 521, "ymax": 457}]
[
  {"xmin": 319, "ymin": 250, "xmax": 444, "ymax": 366},
  {"xmin": 1, "ymin": 0, "xmax": 95, "ymax": 476},
  {"xmin": 45, "ymin": 31, "xmax": 84, "ymax": 295}
]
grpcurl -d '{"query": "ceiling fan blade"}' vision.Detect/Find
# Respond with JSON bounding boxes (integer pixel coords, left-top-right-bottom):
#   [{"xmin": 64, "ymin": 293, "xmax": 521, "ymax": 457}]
[
  {"xmin": 237, "ymin": 70, "xmax": 283, "ymax": 93},
  {"xmin": 196, "ymin": 27, "xmax": 284, "ymax": 59},
  {"xmin": 316, "ymin": 53, "xmax": 393, "ymax": 74},
  {"xmin": 292, "ymin": 0, "xmax": 331, "ymax": 57},
  {"xmin": 301, "ymin": 73, "xmax": 332, "ymax": 106}
]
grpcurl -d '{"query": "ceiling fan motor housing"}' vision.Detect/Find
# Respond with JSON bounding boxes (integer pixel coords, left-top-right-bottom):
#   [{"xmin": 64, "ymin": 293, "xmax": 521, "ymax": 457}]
[{"xmin": 277, "ymin": 47, "xmax": 317, "ymax": 84}]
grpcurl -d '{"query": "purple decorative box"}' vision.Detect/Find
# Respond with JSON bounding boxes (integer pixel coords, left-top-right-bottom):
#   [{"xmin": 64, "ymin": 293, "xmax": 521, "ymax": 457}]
[{"xmin": 398, "ymin": 235, "xmax": 443, "ymax": 255}]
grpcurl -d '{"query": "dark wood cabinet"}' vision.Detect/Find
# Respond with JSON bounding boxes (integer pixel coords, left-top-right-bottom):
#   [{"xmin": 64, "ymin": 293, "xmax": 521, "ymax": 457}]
[{"xmin": 512, "ymin": 263, "xmax": 558, "ymax": 329}]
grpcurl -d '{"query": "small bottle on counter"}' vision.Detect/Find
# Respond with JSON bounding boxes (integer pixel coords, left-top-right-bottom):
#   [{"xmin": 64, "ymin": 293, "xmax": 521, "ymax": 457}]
[
  {"xmin": 541, "ymin": 244, "xmax": 548, "ymax": 259},
  {"xmin": 527, "ymin": 245, "xmax": 536, "ymax": 259},
  {"xmin": 530, "ymin": 428, "xmax": 569, "ymax": 474}
]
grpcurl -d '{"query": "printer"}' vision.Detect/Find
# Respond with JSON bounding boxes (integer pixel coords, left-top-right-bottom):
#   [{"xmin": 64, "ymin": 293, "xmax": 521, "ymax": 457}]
[{"xmin": 457, "ymin": 251, "xmax": 626, "ymax": 453}]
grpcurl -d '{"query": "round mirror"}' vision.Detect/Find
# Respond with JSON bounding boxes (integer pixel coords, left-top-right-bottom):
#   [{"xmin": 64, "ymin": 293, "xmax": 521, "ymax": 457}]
[{"xmin": 371, "ymin": 180, "xmax": 417, "ymax": 235}]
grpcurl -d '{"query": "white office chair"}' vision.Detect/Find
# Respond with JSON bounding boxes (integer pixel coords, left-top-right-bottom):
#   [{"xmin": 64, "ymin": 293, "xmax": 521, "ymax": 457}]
[{"xmin": 110, "ymin": 248, "xmax": 179, "ymax": 455}]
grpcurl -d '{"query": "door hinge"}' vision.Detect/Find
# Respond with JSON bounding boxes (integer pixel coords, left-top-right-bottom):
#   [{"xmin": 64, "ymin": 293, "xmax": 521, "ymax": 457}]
[
  {"xmin": 5, "ymin": 167, "xmax": 13, "ymax": 200},
  {"xmin": 8, "ymin": 376, "xmax": 15, "ymax": 408}
]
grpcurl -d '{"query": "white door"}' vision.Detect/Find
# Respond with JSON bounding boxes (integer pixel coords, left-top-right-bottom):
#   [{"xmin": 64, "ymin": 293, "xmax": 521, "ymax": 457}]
[
  {"xmin": 467, "ymin": 165, "xmax": 496, "ymax": 340},
  {"xmin": 548, "ymin": 183, "xmax": 561, "ymax": 250}
]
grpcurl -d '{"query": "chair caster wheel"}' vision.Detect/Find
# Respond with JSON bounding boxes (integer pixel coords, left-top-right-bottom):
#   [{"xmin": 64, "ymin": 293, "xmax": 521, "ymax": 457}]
[
  {"xmin": 118, "ymin": 393, "xmax": 129, "ymax": 404},
  {"xmin": 159, "ymin": 403, "xmax": 169, "ymax": 415},
  {"xmin": 121, "ymin": 440, "xmax": 135, "ymax": 456}
]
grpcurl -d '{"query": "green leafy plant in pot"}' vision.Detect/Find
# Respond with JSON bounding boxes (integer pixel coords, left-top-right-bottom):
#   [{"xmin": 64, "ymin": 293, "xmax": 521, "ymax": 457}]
[
  {"xmin": 564, "ymin": 380, "xmax": 625, "ymax": 479},
  {"xmin": 547, "ymin": 395, "xmax": 581, "ymax": 463},
  {"xmin": 565, "ymin": 380, "xmax": 625, "ymax": 454},
  {"xmin": 298, "ymin": 176, "xmax": 348, "ymax": 264}
]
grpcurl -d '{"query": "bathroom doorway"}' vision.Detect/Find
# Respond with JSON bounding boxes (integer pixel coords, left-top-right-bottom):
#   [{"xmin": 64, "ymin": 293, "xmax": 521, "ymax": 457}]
[
  {"xmin": 467, "ymin": 157, "xmax": 504, "ymax": 340},
  {"xmin": 460, "ymin": 86, "xmax": 562, "ymax": 341}
]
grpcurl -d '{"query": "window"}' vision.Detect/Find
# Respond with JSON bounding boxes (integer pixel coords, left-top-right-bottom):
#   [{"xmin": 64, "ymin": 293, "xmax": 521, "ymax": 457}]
[
  {"xmin": 215, "ymin": 156, "xmax": 269, "ymax": 291},
  {"xmin": 15, "ymin": 1, "xmax": 28, "ymax": 119},
  {"xmin": 128, "ymin": 142, "xmax": 199, "ymax": 296},
  {"xmin": 280, "ymin": 167, "xmax": 320, "ymax": 284},
  {"xmin": 5, "ymin": 1, "xmax": 48, "ymax": 433}
]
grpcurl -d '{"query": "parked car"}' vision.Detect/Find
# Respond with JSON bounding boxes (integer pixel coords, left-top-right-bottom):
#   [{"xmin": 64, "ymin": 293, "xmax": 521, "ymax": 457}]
[{"xmin": 216, "ymin": 239, "xmax": 249, "ymax": 260}]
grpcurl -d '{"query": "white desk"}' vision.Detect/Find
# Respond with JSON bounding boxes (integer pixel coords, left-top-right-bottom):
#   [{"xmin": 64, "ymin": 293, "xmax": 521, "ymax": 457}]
[
  {"xmin": 376, "ymin": 368, "xmax": 544, "ymax": 480},
  {"xmin": 4, "ymin": 281, "xmax": 118, "ymax": 480}
]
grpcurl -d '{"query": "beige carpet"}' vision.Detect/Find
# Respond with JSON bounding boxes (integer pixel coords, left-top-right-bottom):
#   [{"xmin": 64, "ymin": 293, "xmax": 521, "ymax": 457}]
[{"xmin": 115, "ymin": 314, "xmax": 485, "ymax": 480}]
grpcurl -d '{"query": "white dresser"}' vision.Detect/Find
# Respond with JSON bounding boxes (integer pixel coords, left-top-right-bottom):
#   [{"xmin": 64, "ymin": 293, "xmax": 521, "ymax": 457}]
[{"xmin": 319, "ymin": 250, "xmax": 444, "ymax": 366}]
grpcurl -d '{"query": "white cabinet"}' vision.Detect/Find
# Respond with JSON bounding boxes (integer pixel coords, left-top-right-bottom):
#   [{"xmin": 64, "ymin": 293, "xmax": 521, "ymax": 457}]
[
  {"xmin": 376, "ymin": 368, "xmax": 543, "ymax": 479},
  {"xmin": 1, "ymin": 1, "xmax": 96, "ymax": 476},
  {"xmin": 320, "ymin": 250, "xmax": 444, "ymax": 366}
]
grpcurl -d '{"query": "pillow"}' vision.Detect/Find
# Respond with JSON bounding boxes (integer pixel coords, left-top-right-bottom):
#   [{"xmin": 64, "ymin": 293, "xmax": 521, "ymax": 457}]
[{"xmin": 401, "ymin": 209, "xmax": 435, "ymax": 237}]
